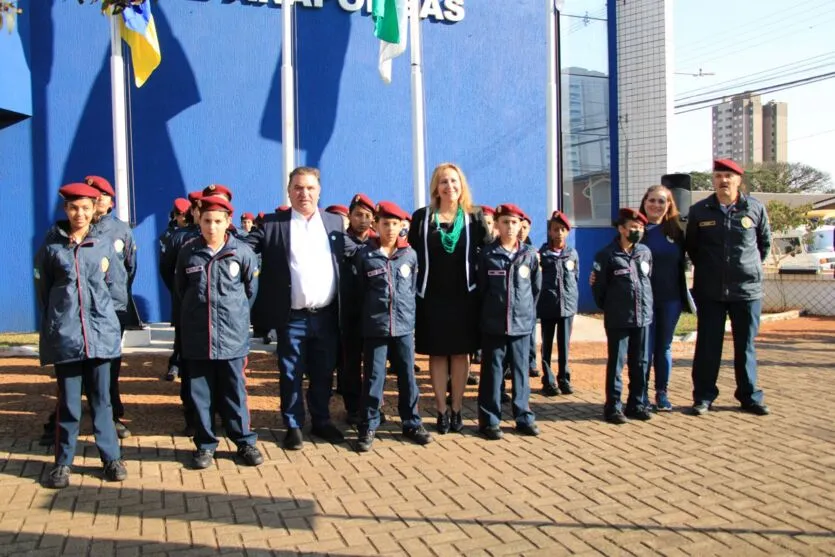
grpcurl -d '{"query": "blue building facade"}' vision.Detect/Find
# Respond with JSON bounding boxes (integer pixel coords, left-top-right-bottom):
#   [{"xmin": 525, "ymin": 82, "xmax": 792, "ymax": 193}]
[{"xmin": 0, "ymin": 0, "xmax": 618, "ymax": 331}]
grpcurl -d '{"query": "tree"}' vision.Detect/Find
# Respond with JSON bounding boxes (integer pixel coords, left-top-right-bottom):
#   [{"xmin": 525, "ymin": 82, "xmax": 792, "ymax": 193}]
[
  {"xmin": 766, "ymin": 200, "xmax": 813, "ymax": 234},
  {"xmin": 687, "ymin": 162, "xmax": 833, "ymax": 193}
]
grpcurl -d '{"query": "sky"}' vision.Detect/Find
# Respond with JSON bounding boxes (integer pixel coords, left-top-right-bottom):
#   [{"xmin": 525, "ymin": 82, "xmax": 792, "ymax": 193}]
[{"xmin": 670, "ymin": 0, "xmax": 835, "ymax": 178}]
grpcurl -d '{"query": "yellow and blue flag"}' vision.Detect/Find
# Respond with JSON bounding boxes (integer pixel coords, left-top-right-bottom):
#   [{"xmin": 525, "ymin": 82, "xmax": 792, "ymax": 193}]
[{"xmin": 119, "ymin": 3, "xmax": 161, "ymax": 88}]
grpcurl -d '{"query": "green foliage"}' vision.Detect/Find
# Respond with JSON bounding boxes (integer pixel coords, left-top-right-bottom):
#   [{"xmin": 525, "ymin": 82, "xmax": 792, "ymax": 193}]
[
  {"xmin": 688, "ymin": 162, "xmax": 833, "ymax": 193},
  {"xmin": 766, "ymin": 200, "xmax": 813, "ymax": 234}
]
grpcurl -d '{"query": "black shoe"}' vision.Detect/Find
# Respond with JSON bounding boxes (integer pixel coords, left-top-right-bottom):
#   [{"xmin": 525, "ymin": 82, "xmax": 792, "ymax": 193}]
[
  {"xmin": 356, "ymin": 430, "xmax": 375, "ymax": 452},
  {"xmin": 403, "ymin": 426, "xmax": 433, "ymax": 445},
  {"xmin": 283, "ymin": 427, "xmax": 304, "ymax": 451},
  {"xmin": 529, "ymin": 368, "xmax": 540, "ymax": 378},
  {"xmin": 516, "ymin": 423, "xmax": 541, "ymax": 436},
  {"xmin": 311, "ymin": 423, "xmax": 345, "ymax": 444},
  {"xmin": 479, "ymin": 426, "xmax": 504, "ymax": 440},
  {"xmin": 103, "ymin": 459, "xmax": 128, "ymax": 481},
  {"xmin": 542, "ymin": 384, "xmax": 559, "ymax": 397},
  {"xmin": 47, "ymin": 465, "xmax": 71, "ymax": 489},
  {"xmin": 114, "ymin": 420, "xmax": 131, "ymax": 439},
  {"xmin": 192, "ymin": 450, "xmax": 214, "ymax": 469},
  {"xmin": 605, "ymin": 409, "xmax": 628, "ymax": 425},
  {"xmin": 501, "ymin": 392, "xmax": 511, "ymax": 404},
  {"xmin": 624, "ymin": 406, "xmax": 652, "ymax": 421},
  {"xmin": 449, "ymin": 411, "xmax": 463, "ymax": 433},
  {"xmin": 237, "ymin": 445, "xmax": 264, "ymax": 466},
  {"xmin": 262, "ymin": 334, "xmax": 272, "ymax": 345},
  {"xmin": 413, "ymin": 364, "xmax": 420, "ymax": 373},
  {"xmin": 165, "ymin": 365, "xmax": 179, "ymax": 381},
  {"xmin": 691, "ymin": 401, "xmax": 710, "ymax": 416},
  {"xmin": 467, "ymin": 373, "xmax": 479, "ymax": 386},
  {"xmin": 345, "ymin": 411, "xmax": 361, "ymax": 426},
  {"xmin": 558, "ymin": 382, "xmax": 574, "ymax": 395},
  {"xmin": 741, "ymin": 402, "xmax": 770, "ymax": 416},
  {"xmin": 436, "ymin": 411, "xmax": 450, "ymax": 434}
]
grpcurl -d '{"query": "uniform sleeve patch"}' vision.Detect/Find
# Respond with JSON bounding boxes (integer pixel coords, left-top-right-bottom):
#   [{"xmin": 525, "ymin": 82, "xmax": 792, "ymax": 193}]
[{"xmin": 186, "ymin": 266, "xmax": 204, "ymax": 274}]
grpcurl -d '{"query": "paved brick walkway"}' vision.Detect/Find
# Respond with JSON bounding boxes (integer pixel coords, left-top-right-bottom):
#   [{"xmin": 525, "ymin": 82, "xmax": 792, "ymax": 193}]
[{"xmin": 1, "ymin": 317, "xmax": 834, "ymax": 556}]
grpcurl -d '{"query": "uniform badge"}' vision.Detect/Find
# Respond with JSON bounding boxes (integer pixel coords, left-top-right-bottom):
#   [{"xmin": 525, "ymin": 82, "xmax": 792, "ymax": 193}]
[
  {"xmin": 518, "ymin": 265, "xmax": 531, "ymax": 279},
  {"xmin": 741, "ymin": 216, "xmax": 753, "ymax": 229},
  {"xmin": 114, "ymin": 239, "xmax": 125, "ymax": 253},
  {"xmin": 330, "ymin": 234, "xmax": 336, "ymax": 241},
  {"xmin": 229, "ymin": 261, "xmax": 241, "ymax": 278},
  {"xmin": 565, "ymin": 260, "xmax": 575, "ymax": 271},
  {"xmin": 400, "ymin": 264, "xmax": 412, "ymax": 278},
  {"xmin": 253, "ymin": 269, "xmax": 260, "ymax": 278},
  {"xmin": 33, "ymin": 268, "xmax": 40, "ymax": 280},
  {"xmin": 699, "ymin": 220, "xmax": 716, "ymax": 227},
  {"xmin": 101, "ymin": 257, "xmax": 110, "ymax": 273},
  {"xmin": 593, "ymin": 261, "xmax": 601, "ymax": 271},
  {"xmin": 640, "ymin": 261, "xmax": 650, "ymax": 275}
]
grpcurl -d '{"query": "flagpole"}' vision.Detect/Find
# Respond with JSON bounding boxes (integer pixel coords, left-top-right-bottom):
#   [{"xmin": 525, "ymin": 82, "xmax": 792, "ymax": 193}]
[
  {"xmin": 109, "ymin": 14, "xmax": 131, "ymax": 223},
  {"xmin": 546, "ymin": 0, "xmax": 562, "ymax": 214},
  {"xmin": 281, "ymin": 0, "xmax": 295, "ymax": 205},
  {"xmin": 409, "ymin": 2, "xmax": 427, "ymax": 210}
]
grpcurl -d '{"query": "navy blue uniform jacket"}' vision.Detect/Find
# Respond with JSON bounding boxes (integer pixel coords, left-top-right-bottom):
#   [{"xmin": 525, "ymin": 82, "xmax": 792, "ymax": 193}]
[
  {"xmin": 478, "ymin": 240, "xmax": 542, "ymax": 337},
  {"xmin": 243, "ymin": 208, "xmax": 346, "ymax": 328},
  {"xmin": 34, "ymin": 222, "xmax": 122, "ymax": 366},
  {"xmin": 175, "ymin": 234, "xmax": 259, "ymax": 360},
  {"xmin": 353, "ymin": 237, "xmax": 418, "ymax": 338},
  {"xmin": 537, "ymin": 243, "xmax": 580, "ymax": 319},
  {"xmin": 685, "ymin": 193, "xmax": 772, "ymax": 302},
  {"xmin": 592, "ymin": 239, "xmax": 654, "ymax": 329},
  {"xmin": 95, "ymin": 212, "xmax": 136, "ymax": 312}
]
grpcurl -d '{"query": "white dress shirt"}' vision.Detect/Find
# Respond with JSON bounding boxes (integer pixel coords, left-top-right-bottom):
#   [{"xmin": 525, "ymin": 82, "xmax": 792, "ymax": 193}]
[{"xmin": 289, "ymin": 209, "xmax": 336, "ymax": 310}]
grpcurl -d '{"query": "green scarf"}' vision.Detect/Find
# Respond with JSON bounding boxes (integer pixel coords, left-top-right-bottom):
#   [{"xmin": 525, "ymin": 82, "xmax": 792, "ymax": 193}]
[{"xmin": 434, "ymin": 207, "xmax": 465, "ymax": 254}]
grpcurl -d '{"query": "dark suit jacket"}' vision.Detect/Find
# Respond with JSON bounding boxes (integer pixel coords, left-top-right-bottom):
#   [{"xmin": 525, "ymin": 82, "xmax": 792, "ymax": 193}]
[{"xmin": 245, "ymin": 208, "xmax": 346, "ymax": 329}]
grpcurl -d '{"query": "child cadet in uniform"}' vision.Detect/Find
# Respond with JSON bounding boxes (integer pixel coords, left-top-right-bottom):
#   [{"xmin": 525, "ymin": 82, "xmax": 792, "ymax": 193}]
[
  {"xmin": 35, "ymin": 183, "xmax": 127, "ymax": 489},
  {"xmin": 353, "ymin": 201, "xmax": 433, "ymax": 452},
  {"xmin": 158, "ymin": 197, "xmax": 191, "ymax": 381},
  {"xmin": 592, "ymin": 208, "xmax": 654, "ymax": 424},
  {"xmin": 175, "ymin": 195, "xmax": 264, "ymax": 470},
  {"xmin": 477, "ymin": 203, "xmax": 542, "ymax": 440},
  {"xmin": 537, "ymin": 210, "xmax": 579, "ymax": 396}
]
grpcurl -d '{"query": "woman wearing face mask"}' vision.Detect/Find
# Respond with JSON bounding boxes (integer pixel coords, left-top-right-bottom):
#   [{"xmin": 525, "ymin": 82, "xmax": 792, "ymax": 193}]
[
  {"xmin": 638, "ymin": 186, "xmax": 692, "ymax": 411},
  {"xmin": 409, "ymin": 163, "xmax": 491, "ymax": 434}
]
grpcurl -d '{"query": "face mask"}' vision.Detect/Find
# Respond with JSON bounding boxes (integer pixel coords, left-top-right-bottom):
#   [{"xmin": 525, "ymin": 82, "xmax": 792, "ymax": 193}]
[{"xmin": 627, "ymin": 230, "xmax": 643, "ymax": 244}]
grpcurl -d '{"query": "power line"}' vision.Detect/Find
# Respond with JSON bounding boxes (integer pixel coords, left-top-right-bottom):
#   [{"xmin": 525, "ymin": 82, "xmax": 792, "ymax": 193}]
[{"xmin": 673, "ymin": 71, "xmax": 835, "ymax": 114}]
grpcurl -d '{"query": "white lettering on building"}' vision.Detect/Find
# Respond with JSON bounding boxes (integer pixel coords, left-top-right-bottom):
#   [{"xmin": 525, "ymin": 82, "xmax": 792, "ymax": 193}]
[{"xmin": 240, "ymin": 0, "xmax": 465, "ymax": 22}]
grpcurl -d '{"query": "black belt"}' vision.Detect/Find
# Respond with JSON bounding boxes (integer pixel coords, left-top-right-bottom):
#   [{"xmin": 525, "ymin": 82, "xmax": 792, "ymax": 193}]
[{"xmin": 290, "ymin": 305, "xmax": 332, "ymax": 315}]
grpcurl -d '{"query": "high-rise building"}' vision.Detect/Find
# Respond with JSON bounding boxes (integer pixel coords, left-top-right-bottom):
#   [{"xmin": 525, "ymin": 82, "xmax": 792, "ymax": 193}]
[
  {"xmin": 762, "ymin": 100, "xmax": 788, "ymax": 163},
  {"xmin": 712, "ymin": 93, "xmax": 787, "ymax": 165}
]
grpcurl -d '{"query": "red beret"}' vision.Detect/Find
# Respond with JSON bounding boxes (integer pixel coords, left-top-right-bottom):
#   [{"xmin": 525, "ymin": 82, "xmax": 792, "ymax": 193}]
[
  {"xmin": 549, "ymin": 210, "xmax": 571, "ymax": 231},
  {"xmin": 375, "ymin": 201, "xmax": 409, "ymax": 220},
  {"xmin": 480, "ymin": 205, "xmax": 495, "ymax": 216},
  {"xmin": 618, "ymin": 208, "xmax": 648, "ymax": 225},
  {"xmin": 187, "ymin": 191, "xmax": 203, "ymax": 203},
  {"xmin": 241, "ymin": 212, "xmax": 255, "ymax": 221},
  {"xmin": 173, "ymin": 198, "xmax": 190, "ymax": 214},
  {"xmin": 713, "ymin": 158, "xmax": 744, "ymax": 175},
  {"xmin": 257, "ymin": 212, "xmax": 265, "ymax": 219},
  {"xmin": 325, "ymin": 204, "xmax": 350, "ymax": 218},
  {"xmin": 59, "ymin": 183, "xmax": 101, "ymax": 200},
  {"xmin": 349, "ymin": 193, "xmax": 375, "ymax": 213},
  {"xmin": 202, "ymin": 183, "xmax": 233, "ymax": 201},
  {"xmin": 521, "ymin": 212, "xmax": 532, "ymax": 224},
  {"xmin": 495, "ymin": 203, "xmax": 526, "ymax": 220},
  {"xmin": 197, "ymin": 195, "xmax": 234, "ymax": 214},
  {"xmin": 276, "ymin": 205, "xmax": 290, "ymax": 212},
  {"xmin": 84, "ymin": 175, "xmax": 114, "ymax": 197}
]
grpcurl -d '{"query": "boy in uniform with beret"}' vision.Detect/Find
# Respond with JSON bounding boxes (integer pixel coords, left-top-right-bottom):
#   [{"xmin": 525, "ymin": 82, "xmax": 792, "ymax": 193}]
[
  {"xmin": 35, "ymin": 183, "xmax": 128, "ymax": 488},
  {"xmin": 477, "ymin": 203, "xmax": 542, "ymax": 440},
  {"xmin": 240, "ymin": 212, "xmax": 256, "ymax": 235},
  {"xmin": 158, "ymin": 197, "xmax": 192, "ymax": 381},
  {"xmin": 353, "ymin": 201, "xmax": 432, "ymax": 451},
  {"xmin": 325, "ymin": 204, "xmax": 351, "ymax": 231},
  {"xmin": 85, "ymin": 175, "xmax": 137, "ymax": 439},
  {"xmin": 538, "ymin": 210, "xmax": 579, "ymax": 396},
  {"xmin": 592, "ymin": 208, "xmax": 654, "ymax": 424},
  {"xmin": 175, "ymin": 195, "xmax": 264, "ymax": 469}
]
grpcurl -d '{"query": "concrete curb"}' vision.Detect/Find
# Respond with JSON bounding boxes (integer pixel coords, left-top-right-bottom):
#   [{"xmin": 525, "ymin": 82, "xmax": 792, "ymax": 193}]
[{"xmin": 674, "ymin": 309, "xmax": 802, "ymax": 343}]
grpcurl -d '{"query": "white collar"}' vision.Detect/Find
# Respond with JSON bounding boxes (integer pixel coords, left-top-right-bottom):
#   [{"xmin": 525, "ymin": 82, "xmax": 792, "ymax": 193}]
[{"xmin": 291, "ymin": 208, "xmax": 320, "ymax": 223}]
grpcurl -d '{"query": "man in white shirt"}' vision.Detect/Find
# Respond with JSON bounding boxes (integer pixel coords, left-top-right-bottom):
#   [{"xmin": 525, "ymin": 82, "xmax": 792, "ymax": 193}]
[{"xmin": 244, "ymin": 167, "xmax": 346, "ymax": 450}]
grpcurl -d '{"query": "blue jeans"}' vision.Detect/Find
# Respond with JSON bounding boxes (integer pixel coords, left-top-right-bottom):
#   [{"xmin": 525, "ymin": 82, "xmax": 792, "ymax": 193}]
[
  {"xmin": 540, "ymin": 317, "xmax": 573, "ymax": 387},
  {"xmin": 276, "ymin": 307, "xmax": 339, "ymax": 429},
  {"xmin": 187, "ymin": 357, "xmax": 256, "ymax": 452},
  {"xmin": 604, "ymin": 326, "xmax": 649, "ymax": 412},
  {"xmin": 54, "ymin": 359, "xmax": 120, "ymax": 466},
  {"xmin": 692, "ymin": 299, "xmax": 763, "ymax": 406},
  {"xmin": 644, "ymin": 299, "xmax": 683, "ymax": 404},
  {"xmin": 479, "ymin": 334, "xmax": 535, "ymax": 428},
  {"xmin": 361, "ymin": 334, "xmax": 422, "ymax": 431}
]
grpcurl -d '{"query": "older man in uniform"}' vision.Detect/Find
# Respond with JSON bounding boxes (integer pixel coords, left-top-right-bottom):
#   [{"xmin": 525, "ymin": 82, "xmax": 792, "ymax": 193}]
[
  {"xmin": 245, "ymin": 167, "xmax": 346, "ymax": 450},
  {"xmin": 685, "ymin": 159, "xmax": 772, "ymax": 416}
]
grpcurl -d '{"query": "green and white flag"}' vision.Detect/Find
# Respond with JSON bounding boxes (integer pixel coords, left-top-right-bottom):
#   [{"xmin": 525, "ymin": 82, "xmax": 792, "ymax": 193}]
[{"xmin": 373, "ymin": 0, "xmax": 408, "ymax": 84}]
